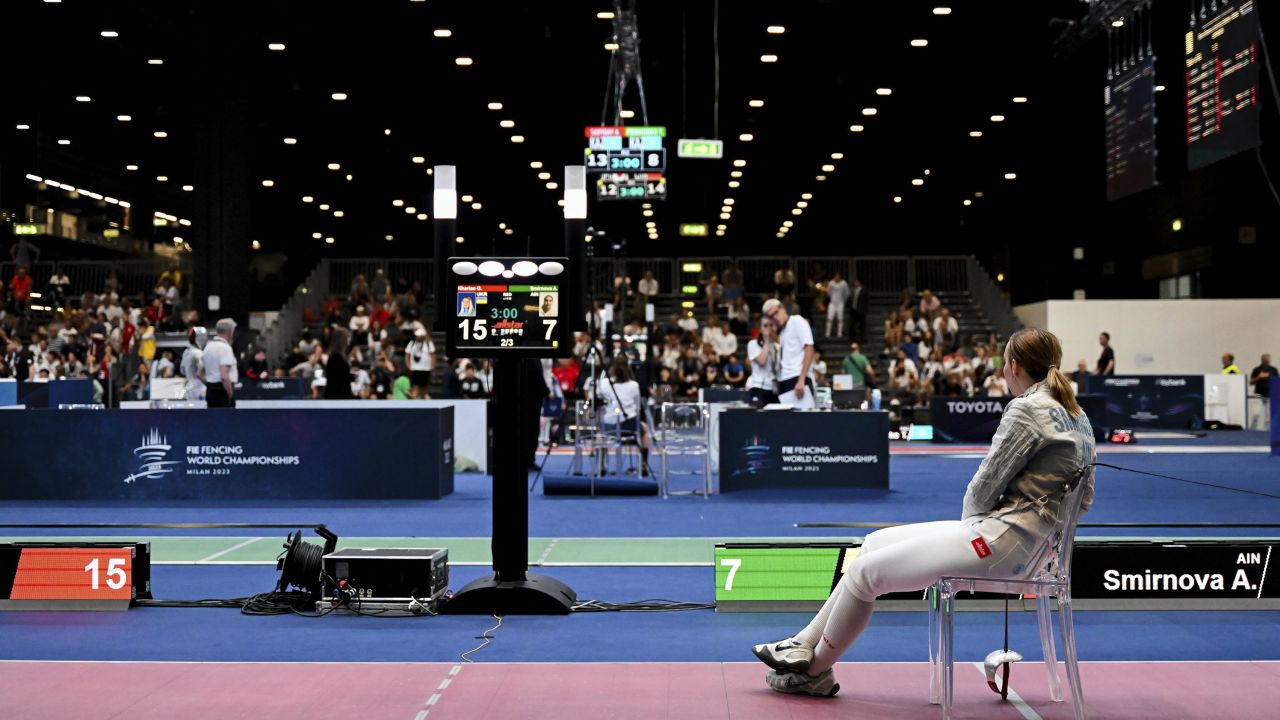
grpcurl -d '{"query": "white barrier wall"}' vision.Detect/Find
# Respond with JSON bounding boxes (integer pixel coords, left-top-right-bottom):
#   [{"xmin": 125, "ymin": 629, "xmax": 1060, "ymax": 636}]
[{"xmin": 1013, "ymin": 300, "xmax": 1280, "ymax": 376}]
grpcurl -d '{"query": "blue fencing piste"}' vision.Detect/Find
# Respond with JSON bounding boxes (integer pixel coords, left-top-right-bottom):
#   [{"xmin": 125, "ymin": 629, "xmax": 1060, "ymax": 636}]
[{"xmin": 0, "ymin": 408, "xmax": 454, "ymax": 500}]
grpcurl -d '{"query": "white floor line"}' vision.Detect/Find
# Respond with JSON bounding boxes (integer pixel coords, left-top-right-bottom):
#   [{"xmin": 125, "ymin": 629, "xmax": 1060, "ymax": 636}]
[
  {"xmin": 534, "ymin": 538, "xmax": 560, "ymax": 566},
  {"xmin": 971, "ymin": 662, "xmax": 1043, "ymax": 720},
  {"xmin": 195, "ymin": 537, "xmax": 263, "ymax": 563}
]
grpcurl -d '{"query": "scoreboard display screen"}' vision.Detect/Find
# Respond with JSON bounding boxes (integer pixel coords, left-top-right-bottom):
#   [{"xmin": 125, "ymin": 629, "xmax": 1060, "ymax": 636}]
[
  {"xmin": 1105, "ymin": 56, "xmax": 1157, "ymax": 201},
  {"xmin": 445, "ymin": 257, "xmax": 571, "ymax": 359},
  {"xmin": 1186, "ymin": 0, "xmax": 1260, "ymax": 170},
  {"xmin": 0, "ymin": 542, "xmax": 151, "ymax": 610}
]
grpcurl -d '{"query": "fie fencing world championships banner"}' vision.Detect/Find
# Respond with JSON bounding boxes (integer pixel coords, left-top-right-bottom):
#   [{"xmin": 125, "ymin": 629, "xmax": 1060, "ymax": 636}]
[
  {"xmin": 0, "ymin": 408, "xmax": 454, "ymax": 500},
  {"xmin": 1082, "ymin": 375, "xmax": 1205, "ymax": 429},
  {"xmin": 718, "ymin": 409, "xmax": 889, "ymax": 491}
]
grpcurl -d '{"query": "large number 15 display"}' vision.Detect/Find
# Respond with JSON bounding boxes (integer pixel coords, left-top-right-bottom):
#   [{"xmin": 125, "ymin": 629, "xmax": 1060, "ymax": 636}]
[{"xmin": 445, "ymin": 257, "xmax": 572, "ymax": 359}]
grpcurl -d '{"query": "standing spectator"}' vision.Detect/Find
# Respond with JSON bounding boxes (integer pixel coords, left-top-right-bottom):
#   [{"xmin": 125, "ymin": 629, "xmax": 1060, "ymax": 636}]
[
  {"xmin": 181, "ymin": 327, "xmax": 207, "ymax": 401},
  {"xmin": 637, "ymin": 270, "xmax": 659, "ymax": 303},
  {"xmin": 849, "ymin": 278, "xmax": 868, "ymax": 343},
  {"xmin": 932, "ymin": 308, "xmax": 959, "ymax": 351},
  {"xmin": 824, "ymin": 271, "xmax": 850, "ymax": 338},
  {"xmin": 1221, "ymin": 353, "xmax": 1242, "ymax": 375},
  {"xmin": 202, "ymin": 318, "xmax": 238, "ymax": 407},
  {"xmin": 705, "ymin": 275, "xmax": 725, "ymax": 315},
  {"xmin": 48, "ymin": 266, "xmax": 71, "ymax": 303},
  {"xmin": 842, "ymin": 342, "xmax": 873, "ymax": 389},
  {"xmin": 774, "ymin": 267, "xmax": 796, "ymax": 299},
  {"xmin": 1095, "ymin": 332, "xmax": 1115, "ymax": 376},
  {"xmin": 918, "ymin": 289, "xmax": 941, "ymax": 321},
  {"xmin": 10, "ymin": 267, "xmax": 32, "ymax": 311},
  {"xmin": 1250, "ymin": 353, "xmax": 1276, "ymax": 398},
  {"xmin": 722, "ymin": 262, "xmax": 744, "ymax": 304},
  {"xmin": 323, "ymin": 328, "xmax": 354, "ymax": 399},
  {"xmin": 726, "ymin": 296, "xmax": 750, "ymax": 335},
  {"xmin": 9, "ymin": 237, "xmax": 40, "ymax": 269},
  {"xmin": 370, "ymin": 269, "xmax": 389, "ymax": 300},
  {"xmin": 763, "ymin": 298, "xmax": 815, "ymax": 408},
  {"xmin": 405, "ymin": 327, "xmax": 435, "ymax": 399},
  {"xmin": 138, "ymin": 318, "xmax": 156, "ymax": 364}
]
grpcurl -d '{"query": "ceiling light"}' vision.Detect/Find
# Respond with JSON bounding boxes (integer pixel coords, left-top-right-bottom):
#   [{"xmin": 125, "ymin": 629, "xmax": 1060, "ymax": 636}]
[
  {"xmin": 530, "ymin": 161, "xmax": 543, "ymax": 169},
  {"xmin": 911, "ymin": 39, "xmax": 928, "ymax": 47},
  {"xmin": 776, "ymin": 233, "xmax": 785, "ymax": 238},
  {"xmin": 991, "ymin": 114, "xmax": 1006, "ymax": 122},
  {"xmin": 404, "ymin": 206, "xmax": 416, "ymax": 214},
  {"xmin": 767, "ymin": 25, "xmax": 786, "ymax": 33},
  {"xmin": 760, "ymin": 54, "xmax": 778, "ymax": 63},
  {"xmin": 538, "ymin": 172, "xmax": 552, "ymax": 180},
  {"xmin": 876, "ymin": 88, "xmax": 892, "ymax": 96},
  {"xmin": 384, "ymin": 128, "xmax": 391, "ymax": 135},
  {"xmin": 604, "ymin": 42, "xmax": 620, "ymax": 51},
  {"xmin": 963, "ymin": 199, "xmax": 972, "ymax": 206},
  {"xmin": 1111, "ymin": 19, "xmax": 1124, "ymax": 28},
  {"xmin": 1154, "ymin": 85, "xmax": 1166, "ymax": 92},
  {"xmin": 598, "ymin": 11, "xmax": 615, "ymax": 19},
  {"xmin": 717, "ymin": 224, "xmax": 727, "ymax": 230},
  {"xmin": 796, "ymin": 201, "xmax": 808, "ymax": 208},
  {"xmin": 511, "ymin": 135, "xmax": 525, "ymax": 143},
  {"xmin": 933, "ymin": 7, "xmax": 952, "ymax": 15},
  {"xmin": 433, "ymin": 29, "xmax": 452, "ymax": 38},
  {"xmin": 455, "ymin": 56, "xmax": 474, "ymax": 66},
  {"xmin": 724, "ymin": 198, "xmax": 736, "ymax": 205},
  {"xmin": 147, "ymin": 58, "xmax": 163, "ymax": 65},
  {"xmin": 739, "ymin": 133, "xmax": 754, "ymax": 141},
  {"xmin": 645, "ymin": 222, "xmax": 656, "ymax": 228},
  {"xmin": 728, "ymin": 181, "xmax": 740, "ymax": 188},
  {"xmin": 310, "ymin": 232, "xmax": 322, "ymax": 240},
  {"xmin": 16, "ymin": 124, "xmax": 30, "ymax": 130},
  {"xmin": 546, "ymin": 181, "xmax": 558, "ymax": 190},
  {"xmin": 261, "ymin": 180, "xmax": 275, "ymax": 187},
  {"xmin": 620, "ymin": 109, "xmax": 635, "ymax": 118},
  {"xmin": 730, "ymin": 170, "xmax": 743, "ymax": 178},
  {"xmin": 830, "ymin": 153, "xmax": 844, "ymax": 160},
  {"xmin": 392, "ymin": 199, "xmax": 405, "ymax": 208},
  {"xmin": 302, "ymin": 196, "xmax": 313, "ymax": 203},
  {"xmin": 418, "ymin": 213, "xmax": 429, "ymax": 221},
  {"xmin": 1004, "ymin": 172, "xmax": 1017, "ymax": 180},
  {"xmin": 822, "ymin": 164, "xmax": 835, "ymax": 172},
  {"xmin": 893, "ymin": 196, "xmax": 902, "ymax": 203},
  {"xmin": 924, "ymin": 169, "xmax": 931, "ymax": 175},
  {"xmin": 156, "ymin": 175, "xmax": 168, "ymax": 182},
  {"xmin": 327, "ymin": 163, "xmax": 341, "ymax": 170},
  {"xmin": 153, "ymin": 131, "xmax": 168, "ymax": 138},
  {"xmin": 252, "ymin": 240, "xmax": 261, "ymax": 250},
  {"xmin": 1013, "ymin": 96, "xmax": 1028, "ymax": 103},
  {"xmin": 116, "ymin": 114, "xmax": 131, "ymax": 122},
  {"xmin": 461, "ymin": 195, "xmax": 474, "ymax": 202},
  {"xmin": 791, "ymin": 209, "xmax": 802, "ymax": 215},
  {"xmin": 319, "ymin": 203, "xmax": 331, "ymax": 210},
  {"xmin": 974, "ymin": 192, "xmax": 984, "ymax": 197},
  {"xmin": 749, "ymin": 99, "xmax": 764, "ymax": 108},
  {"xmin": 333, "ymin": 210, "xmax": 344, "ymax": 217},
  {"xmin": 325, "ymin": 237, "xmax": 335, "ymax": 244},
  {"xmin": 801, "ymin": 193, "xmax": 813, "ymax": 200},
  {"xmin": 268, "ymin": 43, "xmax": 286, "ymax": 51},
  {"xmin": 970, "ymin": 130, "xmax": 983, "ymax": 137},
  {"xmin": 331, "ymin": 92, "xmax": 348, "ymax": 101},
  {"xmin": 733, "ymin": 159, "xmax": 747, "ymax": 167},
  {"xmin": 721, "ymin": 206, "xmax": 732, "ymax": 213},
  {"xmin": 783, "ymin": 221, "xmax": 794, "ymax": 228},
  {"xmin": 456, "ymin": 236, "xmax": 466, "ymax": 243},
  {"xmin": 643, "ymin": 209, "xmax": 654, "ymax": 217},
  {"xmin": 385, "ymin": 235, "xmax": 394, "ymax": 241},
  {"xmin": 488, "ymin": 102, "xmax": 504, "ymax": 110},
  {"xmin": 715, "ymin": 230, "xmax": 725, "ymax": 236},
  {"xmin": 75, "ymin": 95, "xmax": 91, "ymax": 102},
  {"xmin": 500, "ymin": 120, "xmax": 515, "ymax": 128},
  {"xmin": 862, "ymin": 107, "xmax": 877, "ymax": 116},
  {"xmin": 101, "ymin": 30, "xmax": 119, "ymax": 38},
  {"xmin": 912, "ymin": 178, "xmax": 924, "ymax": 186},
  {"xmin": 182, "ymin": 185, "xmax": 194, "ymax": 192},
  {"xmin": 412, "ymin": 156, "xmax": 425, "ymax": 164},
  {"xmin": 126, "ymin": 164, "xmax": 138, "ymax": 171},
  {"xmin": 283, "ymin": 137, "xmax": 297, "ymax": 145}
]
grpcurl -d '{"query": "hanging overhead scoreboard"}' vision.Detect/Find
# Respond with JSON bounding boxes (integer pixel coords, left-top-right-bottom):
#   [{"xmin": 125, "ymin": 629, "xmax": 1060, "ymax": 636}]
[
  {"xmin": 584, "ymin": 126, "xmax": 668, "ymax": 201},
  {"xmin": 445, "ymin": 257, "xmax": 572, "ymax": 359},
  {"xmin": 1186, "ymin": 0, "xmax": 1260, "ymax": 170}
]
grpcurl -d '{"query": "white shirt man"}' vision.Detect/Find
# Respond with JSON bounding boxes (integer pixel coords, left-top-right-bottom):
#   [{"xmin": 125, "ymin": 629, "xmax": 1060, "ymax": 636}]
[
  {"xmin": 763, "ymin": 298, "xmax": 815, "ymax": 408},
  {"xmin": 597, "ymin": 375, "xmax": 642, "ymax": 425},
  {"xmin": 932, "ymin": 310, "xmax": 959, "ymax": 348},
  {"xmin": 825, "ymin": 274, "xmax": 850, "ymax": 338},
  {"xmin": 637, "ymin": 274, "xmax": 659, "ymax": 299},
  {"xmin": 712, "ymin": 326, "xmax": 738, "ymax": 358},
  {"xmin": 201, "ymin": 318, "xmax": 239, "ymax": 407}
]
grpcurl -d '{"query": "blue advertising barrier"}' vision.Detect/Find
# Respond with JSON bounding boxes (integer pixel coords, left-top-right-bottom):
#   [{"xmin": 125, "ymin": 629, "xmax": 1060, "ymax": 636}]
[
  {"xmin": 0, "ymin": 408, "xmax": 453, "ymax": 500},
  {"xmin": 0, "ymin": 380, "xmax": 15, "ymax": 407},
  {"xmin": 931, "ymin": 394, "xmax": 1109, "ymax": 443},
  {"xmin": 718, "ymin": 409, "xmax": 889, "ymax": 491},
  {"xmin": 1081, "ymin": 375, "xmax": 1205, "ymax": 429},
  {"xmin": 235, "ymin": 378, "xmax": 309, "ymax": 400},
  {"xmin": 14, "ymin": 379, "xmax": 94, "ymax": 408}
]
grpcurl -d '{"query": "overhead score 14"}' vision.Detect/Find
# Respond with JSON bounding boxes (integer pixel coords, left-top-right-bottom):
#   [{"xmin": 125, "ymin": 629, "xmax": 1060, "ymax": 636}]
[{"xmin": 585, "ymin": 126, "xmax": 668, "ymax": 201}]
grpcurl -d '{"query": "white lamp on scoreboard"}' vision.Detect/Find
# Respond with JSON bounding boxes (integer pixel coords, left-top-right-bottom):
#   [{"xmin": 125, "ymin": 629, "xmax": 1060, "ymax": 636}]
[
  {"xmin": 433, "ymin": 165, "xmax": 458, "ymax": 220},
  {"xmin": 564, "ymin": 166, "xmax": 587, "ymax": 220}
]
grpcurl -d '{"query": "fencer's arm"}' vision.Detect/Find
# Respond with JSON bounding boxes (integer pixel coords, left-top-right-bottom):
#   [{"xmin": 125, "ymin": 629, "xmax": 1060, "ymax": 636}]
[
  {"xmin": 961, "ymin": 400, "xmax": 1040, "ymax": 519},
  {"xmin": 1080, "ymin": 454, "xmax": 1097, "ymax": 513}
]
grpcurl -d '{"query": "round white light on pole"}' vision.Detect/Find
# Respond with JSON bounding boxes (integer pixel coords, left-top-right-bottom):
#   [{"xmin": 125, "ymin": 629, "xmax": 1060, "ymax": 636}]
[
  {"xmin": 539, "ymin": 261, "xmax": 565, "ymax": 276},
  {"xmin": 512, "ymin": 261, "xmax": 538, "ymax": 277},
  {"xmin": 478, "ymin": 261, "xmax": 505, "ymax": 277}
]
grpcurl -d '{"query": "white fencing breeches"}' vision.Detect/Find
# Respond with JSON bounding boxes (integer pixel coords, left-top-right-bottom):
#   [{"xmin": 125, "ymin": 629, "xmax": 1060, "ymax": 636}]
[{"xmin": 825, "ymin": 304, "xmax": 845, "ymax": 337}]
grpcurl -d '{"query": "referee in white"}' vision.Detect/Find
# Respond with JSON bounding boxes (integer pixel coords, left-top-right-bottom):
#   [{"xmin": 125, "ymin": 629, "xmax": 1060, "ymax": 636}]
[
  {"xmin": 202, "ymin": 318, "xmax": 239, "ymax": 408},
  {"xmin": 762, "ymin": 299, "xmax": 815, "ymax": 409}
]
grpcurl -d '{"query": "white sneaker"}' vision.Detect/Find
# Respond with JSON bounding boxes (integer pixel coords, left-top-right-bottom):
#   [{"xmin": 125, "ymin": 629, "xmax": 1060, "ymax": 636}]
[
  {"xmin": 765, "ymin": 668, "xmax": 840, "ymax": 697},
  {"xmin": 751, "ymin": 637, "xmax": 813, "ymax": 673}
]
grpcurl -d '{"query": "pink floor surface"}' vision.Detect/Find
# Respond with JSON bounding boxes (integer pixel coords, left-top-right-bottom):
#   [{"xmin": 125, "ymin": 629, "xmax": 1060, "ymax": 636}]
[{"xmin": 2, "ymin": 660, "xmax": 1277, "ymax": 720}]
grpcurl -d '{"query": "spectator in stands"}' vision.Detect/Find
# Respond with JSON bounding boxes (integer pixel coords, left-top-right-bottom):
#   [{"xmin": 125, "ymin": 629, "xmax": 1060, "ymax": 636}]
[
  {"xmin": 349, "ymin": 305, "xmax": 371, "ymax": 349},
  {"xmin": 677, "ymin": 310, "xmax": 699, "ymax": 334},
  {"xmin": 242, "ymin": 349, "xmax": 269, "ymax": 380},
  {"xmin": 841, "ymin": 343, "xmax": 873, "ymax": 389},
  {"xmin": 651, "ymin": 366, "xmax": 676, "ymax": 404},
  {"xmin": 391, "ymin": 370, "xmax": 412, "ymax": 400},
  {"xmin": 1096, "ymin": 332, "xmax": 1115, "ymax": 375},
  {"xmin": 146, "ymin": 296, "xmax": 166, "ymax": 328},
  {"xmin": 638, "ymin": 270, "xmax": 659, "ymax": 303},
  {"xmin": 48, "ymin": 266, "xmax": 71, "ymax": 303},
  {"xmin": 9, "ymin": 237, "xmax": 40, "ymax": 269},
  {"xmin": 971, "ymin": 345, "xmax": 994, "ymax": 384},
  {"xmin": 824, "ymin": 272, "xmax": 850, "ymax": 338},
  {"xmin": 722, "ymin": 262, "xmax": 744, "ymax": 304},
  {"xmin": 1221, "ymin": 353, "xmax": 1242, "ymax": 375},
  {"xmin": 323, "ymin": 294, "xmax": 344, "ymax": 323},
  {"xmin": 702, "ymin": 362, "xmax": 722, "ymax": 389},
  {"xmin": 3, "ymin": 340, "xmax": 33, "ymax": 381},
  {"xmin": 774, "ymin": 267, "xmax": 796, "ymax": 299},
  {"xmin": 713, "ymin": 319, "xmax": 738, "ymax": 360},
  {"xmin": 888, "ymin": 348, "xmax": 918, "ymax": 382},
  {"xmin": 763, "ymin": 298, "xmax": 815, "ymax": 408},
  {"xmin": 848, "ymin": 278, "xmax": 868, "ymax": 343},
  {"xmin": 726, "ymin": 296, "xmax": 750, "ymax": 335},
  {"xmin": 983, "ymin": 370, "xmax": 1009, "ymax": 397},
  {"xmin": 897, "ymin": 289, "xmax": 914, "ymax": 314},
  {"xmin": 151, "ymin": 349, "xmax": 175, "ymax": 379},
  {"xmin": 369, "ymin": 351, "xmax": 396, "ymax": 399},
  {"xmin": 322, "ymin": 328, "xmax": 354, "ymax": 400},
  {"xmin": 122, "ymin": 361, "xmax": 150, "ymax": 400},
  {"xmin": 1071, "ymin": 359, "xmax": 1089, "ymax": 387},
  {"xmin": 723, "ymin": 354, "xmax": 746, "ymax": 387},
  {"xmin": 811, "ymin": 349, "xmax": 828, "ymax": 387},
  {"xmin": 138, "ymin": 318, "xmax": 156, "ymax": 364},
  {"xmin": 919, "ymin": 289, "xmax": 941, "ymax": 321},
  {"xmin": 883, "ymin": 310, "xmax": 903, "ymax": 349},
  {"xmin": 370, "ymin": 269, "xmax": 388, "ymax": 300},
  {"xmin": 677, "ymin": 345, "xmax": 703, "ymax": 396},
  {"xmin": 919, "ymin": 348, "xmax": 946, "ymax": 401},
  {"xmin": 474, "ymin": 358, "xmax": 494, "ymax": 396},
  {"xmin": 406, "ymin": 327, "xmax": 434, "ymax": 399},
  {"xmin": 552, "ymin": 356, "xmax": 581, "ymax": 399},
  {"xmin": 459, "ymin": 363, "xmax": 487, "ymax": 399},
  {"xmin": 10, "ymin": 267, "xmax": 32, "ymax": 312},
  {"xmin": 202, "ymin": 318, "xmax": 238, "ymax": 408},
  {"xmin": 887, "ymin": 354, "xmax": 919, "ymax": 405},
  {"xmin": 932, "ymin": 308, "xmax": 958, "ymax": 351},
  {"xmin": 705, "ymin": 275, "xmax": 725, "ymax": 315}
]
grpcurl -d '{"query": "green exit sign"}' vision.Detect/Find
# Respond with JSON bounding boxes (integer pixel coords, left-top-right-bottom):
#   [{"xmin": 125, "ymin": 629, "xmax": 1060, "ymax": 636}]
[
  {"xmin": 679, "ymin": 223, "xmax": 709, "ymax": 237},
  {"xmin": 13, "ymin": 223, "xmax": 40, "ymax": 236},
  {"xmin": 677, "ymin": 138, "xmax": 724, "ymax": 159}
]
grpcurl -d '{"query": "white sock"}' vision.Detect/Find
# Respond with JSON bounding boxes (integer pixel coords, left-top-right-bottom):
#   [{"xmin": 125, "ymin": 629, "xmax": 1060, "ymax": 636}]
[
  {"xmin": 794, "ymin": 584, "xmax": 843, "ymax": 647},
  {"xmin": 808, "ymin": 586, "xmax": 875, "ymax": 675}
]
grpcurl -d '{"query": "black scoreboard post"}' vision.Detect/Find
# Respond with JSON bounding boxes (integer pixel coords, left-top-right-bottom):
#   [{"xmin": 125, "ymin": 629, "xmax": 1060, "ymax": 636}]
[{"xmin": 441, "ymin": 257, "xmax": 576, "ymax": 615}]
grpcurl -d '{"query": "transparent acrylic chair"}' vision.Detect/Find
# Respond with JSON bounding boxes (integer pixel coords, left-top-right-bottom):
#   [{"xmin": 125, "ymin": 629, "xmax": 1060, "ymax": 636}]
[
  {"xmin": 654, "ymin": 402, "xmax": 711, "ymax": 499},
  {"xmin": 928, "ymin": 473, "xmax": 1090, "ymax": 720}
]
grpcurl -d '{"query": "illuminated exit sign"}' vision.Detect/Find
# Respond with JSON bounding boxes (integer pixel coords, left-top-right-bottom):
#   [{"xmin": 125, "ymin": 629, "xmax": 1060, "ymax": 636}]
[
  {"xmin": 13, "ymin": 223, "xmax": 40, "ymax": 236},
  {"xmin": 679, "ymin": 224, "xmax": 709, "ymax": 237},
  {"xmin": 677, "ymin": 139, "xmax": 724, "ymax": 159}
]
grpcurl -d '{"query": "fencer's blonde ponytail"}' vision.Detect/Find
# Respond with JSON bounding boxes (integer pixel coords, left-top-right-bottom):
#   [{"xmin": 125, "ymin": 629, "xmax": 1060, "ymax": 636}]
[{"xmin": 1007, "ymin": 327, "xmax": 1083, "ymax": 418}]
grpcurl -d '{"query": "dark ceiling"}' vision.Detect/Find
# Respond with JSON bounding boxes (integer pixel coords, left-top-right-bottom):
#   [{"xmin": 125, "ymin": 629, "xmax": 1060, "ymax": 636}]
[{"xmin": 1, "ymin": 0, "xmax": 1276, "ymax": 305}]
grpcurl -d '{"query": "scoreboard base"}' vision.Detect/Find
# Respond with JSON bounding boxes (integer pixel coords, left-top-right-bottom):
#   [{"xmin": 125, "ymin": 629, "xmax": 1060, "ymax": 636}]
[
  {"xmin": 0, "ymin": 599, "xmax": 132, "ymax": 612},
  {"xmin": 441, "ymin": 572, "xmax": 576, "ymax": 615}
]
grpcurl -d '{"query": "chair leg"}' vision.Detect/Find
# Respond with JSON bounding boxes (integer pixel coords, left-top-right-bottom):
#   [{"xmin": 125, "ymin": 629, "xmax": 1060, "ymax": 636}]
[
  {"xmin": 1037, "ymin": 593, "xmax": 1063, "ymax": 702},
  {"xmin": 659, "ymin": 448, "xmax": 669, "ymax": 500},
  {"xmin": 1057, "ymin": 592, "xmax": 1087, "ymax": 720},
  {"xmin": 701, "ymin": 450, "xmax": 711, "ymax": 498},
  {"xmin": 928, "ymin": 584, "xmax": 942, "ymax": 705},
  {"xmin": 940, "ymin": 585, "xmax": 955, "ymax": 720}
]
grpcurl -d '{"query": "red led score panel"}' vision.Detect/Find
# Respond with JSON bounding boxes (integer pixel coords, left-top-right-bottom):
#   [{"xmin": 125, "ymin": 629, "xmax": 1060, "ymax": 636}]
[{"xmin": 9, "ymin": 547, "xmax": 134, "ymax": 601}]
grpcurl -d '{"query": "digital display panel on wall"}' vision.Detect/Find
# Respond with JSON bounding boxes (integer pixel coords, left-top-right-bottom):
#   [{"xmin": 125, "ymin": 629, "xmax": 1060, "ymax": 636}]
[
  {"xmin": 1106, "ymin": 56, "xmax": 1158, "ymax": 201},
  {"xmin": 1186, "ymin": 0, "xmax": 1260, "ymax": 170}
]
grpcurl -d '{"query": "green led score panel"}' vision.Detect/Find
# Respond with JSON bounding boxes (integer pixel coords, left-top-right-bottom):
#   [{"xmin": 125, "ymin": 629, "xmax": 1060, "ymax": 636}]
[{"xmin": 714, "ymin": 544, "xmax": 855, "ymax": 603}]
